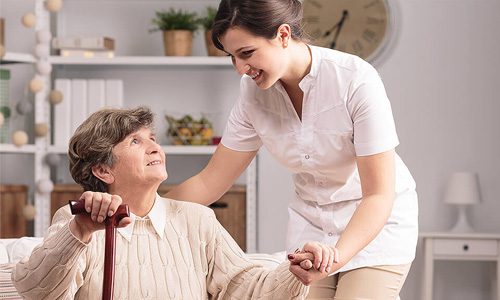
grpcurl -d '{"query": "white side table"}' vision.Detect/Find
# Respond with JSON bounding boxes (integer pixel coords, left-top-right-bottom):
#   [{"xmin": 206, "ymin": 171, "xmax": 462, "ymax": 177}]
[{"xmin": 421, "ymin": 232, "xmax": 500, "ymax": 300}]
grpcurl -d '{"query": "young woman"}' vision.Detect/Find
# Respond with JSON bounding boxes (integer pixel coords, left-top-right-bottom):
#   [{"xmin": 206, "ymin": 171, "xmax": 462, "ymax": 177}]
[
  {"xmin": 12, "ymin": 107, "xmax": 313, "ymax": 299},
  {"xmin": 166, "ymin": 0, "xmax": 418, "ymax": 298}
]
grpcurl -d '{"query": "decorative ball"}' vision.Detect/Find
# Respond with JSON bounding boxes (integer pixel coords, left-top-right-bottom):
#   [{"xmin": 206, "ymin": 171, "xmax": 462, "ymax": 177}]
[
  {"xmin": 36, "ymin": 60, "xmax": 52, "ymax": 75},
  {"xmin": 0, "ymin": 44, "xmax": 5, "ymax": 59},
  {"xmin": 45, "ymin": 0, "xmax": 63, "ymax": 12},
  {"xmin": 16, "ymin": 100, "xmax": 33, "ymax": 115},
  {"xmin": 45, "ymin": 153, "xmax": 61, "ymax": 166},
  {"xmin": 49, "ymin": 89, "xmax": 63, "ymax": 104},
  {"xmin": 34, "ymin": 44, "xmax": 50, "ymax": 59},
  {"xmin": 36, "ymin": 30, "xmax": 52, "ymax": 44},
  {"xmin": 29, "ymin": 77, "xmax": 44, "ymax": 93},
  {"xmin": 21, "ymin": 13, "xmax": 36, "ymax": 28},
  {"xmin": 0, "ymin": 113, "xmax": 4, "ymax": 127},
  {"xmin": 34, "ymin": 123, "xmax": 49, "ymax": 137},
  {"xmin": 36, "ymin": 179, "xmax": 54, "ymax": 194},
  {"xmin": 23, "ymin": 204, "xmax": 37, "ymax": 220},
  {"xmin": 12, "ymin": 130, "xmax": 29, "ymax": 147}
]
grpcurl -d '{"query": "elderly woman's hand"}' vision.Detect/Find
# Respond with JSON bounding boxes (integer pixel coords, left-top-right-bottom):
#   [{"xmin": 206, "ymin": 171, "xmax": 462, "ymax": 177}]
[
  {"xmin": 69, "ymin": 191, "xmax": 132, "ymax": 242},
  {"xmin": 288, "ymin": 250, "xmax": 329, "ymax": 286},
  {"xmin": 287, "ymin": 241, "xmax": 340, "ymax": 285},
  {"xmin": 299, "ymin": 241, "xmax": 338, "ymax": 273}
]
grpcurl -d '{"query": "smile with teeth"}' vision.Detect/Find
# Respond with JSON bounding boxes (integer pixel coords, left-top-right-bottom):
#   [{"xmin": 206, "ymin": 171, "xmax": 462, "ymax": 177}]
[
  {"xmin": 147, "ymin": 160, "xmax": 161, "ymax": 166},
  {"xmin": 249, "ymin": 70, "xmax": 261, "ymax": 79}
]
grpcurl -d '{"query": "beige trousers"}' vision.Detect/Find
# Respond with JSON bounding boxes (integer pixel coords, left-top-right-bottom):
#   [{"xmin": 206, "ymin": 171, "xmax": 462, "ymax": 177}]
[{"xmin": 306, "ymin": 263, "xmax": 412, "ymax": 300}]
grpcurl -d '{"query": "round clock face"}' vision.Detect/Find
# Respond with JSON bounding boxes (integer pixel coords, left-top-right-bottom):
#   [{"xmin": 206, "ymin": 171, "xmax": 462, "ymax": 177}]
[{"xmin": 302, "ymin": 0, "xmax": 391, "ymax": 61}]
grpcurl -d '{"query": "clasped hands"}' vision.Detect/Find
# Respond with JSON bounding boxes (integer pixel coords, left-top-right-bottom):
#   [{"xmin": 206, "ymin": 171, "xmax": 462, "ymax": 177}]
[{"xmin": 288, "ymin": 241, "xmax": 340, "ymax": 286}]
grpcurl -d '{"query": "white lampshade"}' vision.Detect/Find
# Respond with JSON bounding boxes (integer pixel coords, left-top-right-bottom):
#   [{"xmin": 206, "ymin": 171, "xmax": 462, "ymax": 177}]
[{"xmin": 444, "ymin": 172, "xmax": 481, "ymax": 205}]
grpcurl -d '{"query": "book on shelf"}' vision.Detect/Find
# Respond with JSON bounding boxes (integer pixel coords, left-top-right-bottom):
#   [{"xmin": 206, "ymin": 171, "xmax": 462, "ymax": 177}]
[
  {"xmin": 52, "ymin": 36, "xmax": 115, "ymax": 50},
  {"xmin": 59, "ymin": 49, "xmax": 115, "ymax": 58},
  {"xmin": 54, "ymin": 79, "xmax": 72, "ymax": 147},
  {"xmin": 53, "ymin": 78, "xmax": 123, "ymax": 147},
  {"xmin": 70, "ymin": 79, "xmax": 88, "ymax": 136}
]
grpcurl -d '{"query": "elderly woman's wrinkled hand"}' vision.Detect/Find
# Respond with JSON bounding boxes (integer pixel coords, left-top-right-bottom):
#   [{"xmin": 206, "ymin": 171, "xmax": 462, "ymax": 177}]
[
  {"xmin": 287, "ymin": 241, "xmax": 340, "ymax": 285},
  {"xmin": 70, "ymin": 191, "xmax": 132, "ymax": 242},
  {"xmin": 287, "ymin": 250, "xmax": 328, "ymax": 286}
]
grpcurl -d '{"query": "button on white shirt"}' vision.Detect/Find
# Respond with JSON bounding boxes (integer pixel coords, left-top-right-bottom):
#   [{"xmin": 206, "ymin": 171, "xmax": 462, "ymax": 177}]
[{"xmin": 222, "ymin": 46, "xmax": 418, "ymax": 273}]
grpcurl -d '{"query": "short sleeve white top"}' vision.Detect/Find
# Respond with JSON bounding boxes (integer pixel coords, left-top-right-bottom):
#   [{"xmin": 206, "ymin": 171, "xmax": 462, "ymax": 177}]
[{"xmin": 221, "ymin": 46, "xmax": 418, "ymax": 272}]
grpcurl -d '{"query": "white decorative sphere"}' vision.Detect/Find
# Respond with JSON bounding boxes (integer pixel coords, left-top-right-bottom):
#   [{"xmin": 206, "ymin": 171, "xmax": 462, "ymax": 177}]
[
  {"xmin": 36, "ymin": 60, "xmax": 52, "ymax": 75},
  {"xmin": 49, "ymin": 89, "xmax": 64, "ymax": 104},
  {"xmin": 37, "ymin": 179, "xmax": 54, "ymax": 194},
  {"xmin": 45, "ymin": 153, "xmax": 61, "ymax": 166},
  {"xmin": 21, "ymin": 13, "xmax": 37, "ymax": 28},
  {"xmin": 36, "ymin": 30, "xmax": 52, "ymax": 44},
  {"xmin": 16, "ymin": 100, "xmax": 33, "ymax": 115},
  {"xmin": 29, "ymin": 78, "xmax": 44, "ymax": 93},
  {"xmin": 12, "ymin": 130, "xmax": 29, "ymax": 147},
  {"xmin": 45, "ymin": 0, "xmax": 63, "ymax": 12},
  {"xmin": 0, "ymin": 113, "xmax": 4, "ymax": 127},
  {"xmin": 34, "ymin": 44, "xmax": 50, "ymax": 59},
  {"xmin": 0, "ymin": 44, "xmax": 5, "ymax": 59},
  {"xmin": 34, "ymin": 123, "xmax": 49, "ymax": 137},
  {"xmin": 23, "ymin": 204, "xmax": 37, "ymax": 220}
]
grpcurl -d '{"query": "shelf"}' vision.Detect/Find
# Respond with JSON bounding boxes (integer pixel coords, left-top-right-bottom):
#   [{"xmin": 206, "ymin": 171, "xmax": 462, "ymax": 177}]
[
  {"xmin": 0, "ymin": 52, "xmax": 36, "ymax": 64},
  {"xmin": 48, "ymin": 56, "xmax": 232, "ymax": 67},
  {"xmin": 162, "ymin": 145, "xmax": 216, "ymax": 155},
  {"xmin": 0, "ymin": 144, "xmax": 37, "ymax": 153},
  {"xmin": 48, "ymin": 145, "xmax": 216, "ymax": 155}
]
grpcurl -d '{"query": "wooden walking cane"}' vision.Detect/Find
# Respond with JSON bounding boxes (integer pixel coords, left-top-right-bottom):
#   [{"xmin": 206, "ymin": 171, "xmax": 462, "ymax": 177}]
[{"xmin": 69, "ymin": 200, "xmax": 130, "ymax": 300}]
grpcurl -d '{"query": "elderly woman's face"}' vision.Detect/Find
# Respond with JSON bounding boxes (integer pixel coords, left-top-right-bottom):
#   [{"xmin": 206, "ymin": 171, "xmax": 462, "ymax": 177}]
[{"xmin": 107, "ymin": 127, "xmax": 168, "ymax": 188}]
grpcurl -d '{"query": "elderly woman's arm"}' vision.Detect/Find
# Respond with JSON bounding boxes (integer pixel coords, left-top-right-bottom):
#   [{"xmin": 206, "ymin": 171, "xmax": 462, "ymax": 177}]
[
  {"xmin": 205, "ymin": 212, "xmax": 309, "ymax": 299},
  {"xmin": 12, "ymin": 207, "xmax": 89, "ymax": 299}
]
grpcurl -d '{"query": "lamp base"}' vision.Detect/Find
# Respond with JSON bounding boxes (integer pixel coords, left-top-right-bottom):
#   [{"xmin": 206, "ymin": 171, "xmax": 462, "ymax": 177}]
[{"xmin": 450, "ymin": 204, "xmax": 475, "ymax": 233}]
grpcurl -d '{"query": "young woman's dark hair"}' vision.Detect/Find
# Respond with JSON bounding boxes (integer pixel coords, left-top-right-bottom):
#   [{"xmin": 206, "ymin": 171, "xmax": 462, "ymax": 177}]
[{"xmin": 211, "ymin": 0, "xmax": 305, "ymax": 51}]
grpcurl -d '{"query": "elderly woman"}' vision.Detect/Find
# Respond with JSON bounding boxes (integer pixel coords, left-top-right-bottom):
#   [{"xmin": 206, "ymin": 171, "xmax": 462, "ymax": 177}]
[{"xmin": 12, "ymin": 106, "xmax": 312, "ymax": 299}]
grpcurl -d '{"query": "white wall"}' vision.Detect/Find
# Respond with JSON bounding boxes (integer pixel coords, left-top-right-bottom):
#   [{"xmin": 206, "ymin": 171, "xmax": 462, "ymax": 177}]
[
  {"xmin": 258, "ymin": 1, "xmax": 500, "ymax": 300},
  {"xmin": 1, "ymin": 0, "xmax": 499, "ymax": 299}
]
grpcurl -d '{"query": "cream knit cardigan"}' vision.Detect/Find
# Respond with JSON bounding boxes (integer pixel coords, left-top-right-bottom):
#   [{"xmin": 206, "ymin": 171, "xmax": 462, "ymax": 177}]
[{"xmin": 12, "ymin": 197, "xmax": 308, "ymax": 299}]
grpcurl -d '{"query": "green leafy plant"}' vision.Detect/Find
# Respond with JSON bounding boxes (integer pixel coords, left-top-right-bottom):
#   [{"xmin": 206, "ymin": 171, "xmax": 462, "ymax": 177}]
[
  {"xmin": 151, "ymin": 8, "xmax": 199, "ymax": 32},
  {"xmin": 198, "ymin": 7, "xmax": 218, "ymax": 30},
  {"xmin": 0, "ymin": 106, "xmax": 11, "ymax": 119}
]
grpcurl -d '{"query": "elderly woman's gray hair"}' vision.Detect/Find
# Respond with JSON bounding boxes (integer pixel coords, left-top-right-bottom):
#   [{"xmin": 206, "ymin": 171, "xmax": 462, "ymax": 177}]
[{"xmin": 68, "ymin": 106, "xmax": 154, "ymax": 192}]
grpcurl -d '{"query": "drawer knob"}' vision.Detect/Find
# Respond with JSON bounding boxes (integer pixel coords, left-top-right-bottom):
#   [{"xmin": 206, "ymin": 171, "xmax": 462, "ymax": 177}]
[{"xmin": 463, "ymin": 244, "xmax": 469, "ymax": 251}]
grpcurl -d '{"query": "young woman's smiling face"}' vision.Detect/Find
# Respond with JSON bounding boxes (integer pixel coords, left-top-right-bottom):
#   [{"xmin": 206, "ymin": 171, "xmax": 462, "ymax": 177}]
[{"xmin": 220, "ymin": 26, "xmax": 288, "ymax": 90}]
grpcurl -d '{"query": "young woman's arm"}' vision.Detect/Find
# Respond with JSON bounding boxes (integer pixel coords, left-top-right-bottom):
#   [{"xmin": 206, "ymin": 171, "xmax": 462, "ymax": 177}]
[
  {"xmin": 165, "ymin": 144, "xmax": 257, "ymax": 205},
  {"xmin": 334, "ymin": 149, "xmax": 396, "ymax": 266}
]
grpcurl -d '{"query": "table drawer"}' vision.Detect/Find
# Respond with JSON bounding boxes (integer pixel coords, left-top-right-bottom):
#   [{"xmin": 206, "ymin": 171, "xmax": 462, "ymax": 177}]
[{"xmin": 433, "ymin": 238, "xmax": 498, "ymax": 256}]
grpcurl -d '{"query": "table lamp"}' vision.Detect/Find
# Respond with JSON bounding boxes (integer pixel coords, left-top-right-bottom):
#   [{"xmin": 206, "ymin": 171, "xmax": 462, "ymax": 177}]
[{"xmin": 444, "ymin": 172, "xmax": 481, "ymax": 233}]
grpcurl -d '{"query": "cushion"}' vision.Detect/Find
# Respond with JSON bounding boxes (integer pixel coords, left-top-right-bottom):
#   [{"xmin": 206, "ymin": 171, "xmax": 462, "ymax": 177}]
[
  {"xmin": 0, "ymin": 243, "xmax": 8, "ymax": 264},
  {"xmin": 246, "ymin": 251, "xmax": 287, "ymax": 269},
  {"xmin": 2, "ymin": 237, "xmax": 43, "ymax": 264}
]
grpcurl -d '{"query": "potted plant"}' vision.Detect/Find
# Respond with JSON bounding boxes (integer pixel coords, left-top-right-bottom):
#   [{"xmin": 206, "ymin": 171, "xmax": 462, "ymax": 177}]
[
  {"xmin": 151, "ymin": 8, "xmax": 199, "ymax": 56},
  {"xmin": 198, "ymin": 7, "xmax": 225, "ymax": 56}
]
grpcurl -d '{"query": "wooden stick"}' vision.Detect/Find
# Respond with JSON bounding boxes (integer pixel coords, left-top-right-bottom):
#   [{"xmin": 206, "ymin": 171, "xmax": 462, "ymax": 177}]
[{"xmin": 69, "ymin": 200, "xmax": 130, "ymax": 300}]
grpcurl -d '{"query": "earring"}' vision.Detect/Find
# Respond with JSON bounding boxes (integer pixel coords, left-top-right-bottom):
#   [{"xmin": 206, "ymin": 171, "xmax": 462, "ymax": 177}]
[{"xmin": 283, "ymin": 40, "xmax": 288, "ymax": 48}]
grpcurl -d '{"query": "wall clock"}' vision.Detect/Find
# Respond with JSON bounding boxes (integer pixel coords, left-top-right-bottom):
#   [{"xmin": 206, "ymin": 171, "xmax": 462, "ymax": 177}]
[{"xmin": 302, "ymin": 0, "xmax": 398, "ymax": 65}]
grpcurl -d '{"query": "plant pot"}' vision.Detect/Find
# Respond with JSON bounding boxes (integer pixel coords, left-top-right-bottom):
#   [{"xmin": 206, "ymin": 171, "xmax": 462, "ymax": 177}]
[
  {"xmin": 205, "ymin": 30, "xmax": 226, "ymax": 56},
  {"xmin": 163, "ymin": 30, "xmax": 193, "ymax": 56}
]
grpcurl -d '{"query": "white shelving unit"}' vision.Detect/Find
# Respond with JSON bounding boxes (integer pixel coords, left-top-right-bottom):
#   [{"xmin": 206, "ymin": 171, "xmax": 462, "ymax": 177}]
[
  {"xmin": 0, "ymin": 52, "xmax": 36, "ymax": 64},
  {"xmin": 49, "ymin": 56, "xmax": 231, "ymax": 66},
  {"xmin": 0, "ymin": 0, "xmax": 258, "ymax": 252},
  {"xmin": 0, "ymin": 143, "xmax": 37, "ymax": 154},
  {"xmin": 0, "ymin": 1, "xmax": 51, "ymax": 237}
]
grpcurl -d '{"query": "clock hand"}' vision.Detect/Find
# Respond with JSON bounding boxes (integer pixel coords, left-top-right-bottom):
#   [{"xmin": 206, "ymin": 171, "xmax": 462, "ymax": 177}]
[{"xmin": 330, "ymin": 10, "xmax": 349, "ymax": 49}]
